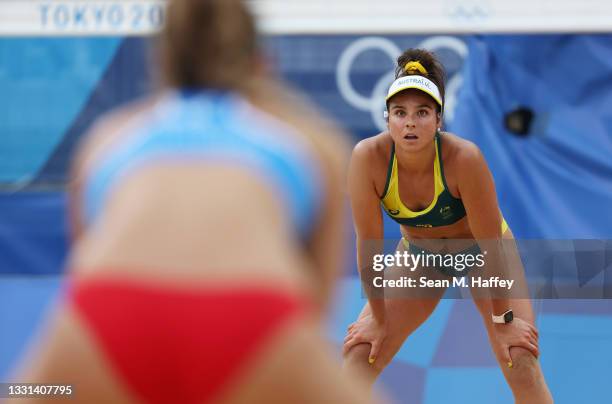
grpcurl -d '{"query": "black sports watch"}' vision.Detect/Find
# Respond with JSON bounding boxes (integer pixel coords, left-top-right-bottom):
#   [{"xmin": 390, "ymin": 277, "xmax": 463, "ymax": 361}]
[{"xmin": 492, "ymin": 309, "xmax": 513, "ymax": 324}]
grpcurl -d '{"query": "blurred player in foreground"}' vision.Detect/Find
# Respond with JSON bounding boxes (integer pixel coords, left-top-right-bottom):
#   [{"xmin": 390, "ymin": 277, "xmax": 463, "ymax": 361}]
[{"xmin": 9, "ymin": 1, "xmax": 376, "ymax": 403}]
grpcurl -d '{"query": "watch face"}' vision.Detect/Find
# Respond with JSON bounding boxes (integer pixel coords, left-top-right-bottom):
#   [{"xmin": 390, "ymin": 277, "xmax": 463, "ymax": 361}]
[{"xmin": 504, "ymin": 311, "xmax": 514, "ymax": 323}]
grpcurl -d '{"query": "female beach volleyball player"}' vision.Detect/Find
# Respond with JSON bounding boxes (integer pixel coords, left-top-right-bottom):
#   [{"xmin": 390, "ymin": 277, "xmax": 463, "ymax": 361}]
[
  {"xmin": 342, "ymin": 49, "xmax": 553, "ymax": 403},
  {"xmin": 10, "ymin": 1, "xmax": 375, "ymax": 403}
]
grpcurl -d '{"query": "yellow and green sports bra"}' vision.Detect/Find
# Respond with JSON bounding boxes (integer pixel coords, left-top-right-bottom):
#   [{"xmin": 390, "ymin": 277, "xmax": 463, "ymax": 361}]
[{"xmin": 381, "ymin": 132, "xmax": 508, "ymax": 232}]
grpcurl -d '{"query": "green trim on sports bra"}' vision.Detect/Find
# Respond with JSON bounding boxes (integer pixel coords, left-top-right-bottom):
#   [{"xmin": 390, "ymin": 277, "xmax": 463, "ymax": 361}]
[{"xmin": 380, "ymin": 132, "xmax": 467, "ymax": 227}]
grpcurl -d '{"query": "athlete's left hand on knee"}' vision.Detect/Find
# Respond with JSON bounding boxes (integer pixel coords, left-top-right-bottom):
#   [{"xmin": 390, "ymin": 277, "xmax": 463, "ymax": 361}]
[{"xmin": 492, "ymin": 317, "xmax": 539, "ymax": 366}]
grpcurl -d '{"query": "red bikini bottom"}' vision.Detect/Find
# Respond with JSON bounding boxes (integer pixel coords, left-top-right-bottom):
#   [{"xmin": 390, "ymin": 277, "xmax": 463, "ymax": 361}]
[{"xmin": 68, "ymin": 277, "xmax": 306, "ymax": 403}]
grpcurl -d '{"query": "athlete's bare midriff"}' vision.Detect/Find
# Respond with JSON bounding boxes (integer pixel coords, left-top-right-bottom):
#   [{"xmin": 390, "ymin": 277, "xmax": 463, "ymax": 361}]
[{"xmin": 400, "ymin": 216, "xmax": 474, "ymax": 240}]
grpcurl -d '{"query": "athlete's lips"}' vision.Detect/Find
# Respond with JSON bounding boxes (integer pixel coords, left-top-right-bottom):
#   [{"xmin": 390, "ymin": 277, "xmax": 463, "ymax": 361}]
[{"xmin": 404, "ymin": 133, "xmax": 418, "ymax": 140}]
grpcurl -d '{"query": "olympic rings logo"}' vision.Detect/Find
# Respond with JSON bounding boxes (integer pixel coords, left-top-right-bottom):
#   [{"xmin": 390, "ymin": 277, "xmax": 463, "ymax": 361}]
[{"xmin": 335, "ymin": 36, "xmax": 468, "ymax": 131}]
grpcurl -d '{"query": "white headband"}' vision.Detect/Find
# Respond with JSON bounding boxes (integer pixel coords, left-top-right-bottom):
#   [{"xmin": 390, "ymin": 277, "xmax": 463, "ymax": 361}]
[{"xmin": 386, "ymin": 75, "xmax": 443, "ymax": 107}]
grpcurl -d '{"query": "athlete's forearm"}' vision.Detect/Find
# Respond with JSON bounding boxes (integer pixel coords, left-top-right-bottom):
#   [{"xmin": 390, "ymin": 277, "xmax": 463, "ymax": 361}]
[
  {"xmin": 356, "ymin": 239, "xmax": 387, "ymax": 323},
  {"xmin": 490, "ymin": 297, "xmax": 512, "ymax": 316},
  {"xmin": 478, "ymin": 239, "xmax": 514, "ymax": 315},
  {"xmin": 357, "ymin": 263, "xmax": 387, "ymax": 322}
]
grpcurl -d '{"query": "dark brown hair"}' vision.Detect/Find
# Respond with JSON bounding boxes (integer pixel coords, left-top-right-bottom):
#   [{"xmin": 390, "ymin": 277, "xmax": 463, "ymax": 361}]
[
  {"xmin": 395, "ymin": 48, "xmax": 446, "ymax": 113},
  {"xmin": 159, "ymin": 0, "xmax": 259, "ymax": 90}
]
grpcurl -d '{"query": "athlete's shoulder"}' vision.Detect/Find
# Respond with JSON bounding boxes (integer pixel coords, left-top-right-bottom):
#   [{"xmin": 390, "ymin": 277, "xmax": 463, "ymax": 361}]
[
  {"xmin": 72, "ymin": 95, "xmax": 159, "ymax": 178},
  {"xmin": 245, "ymin": 77, "xmax": 353, "ymax": 199},
  {"xmin": 90, "ymin": 95, "xmax": 156, "ymax": 139},
  {"xmin": 81, "ymin": 96, "xmax": 157, "ymax": 152},
  {"xmin": 352, "ymin": 132, "xmax": 392, "ymax": 162},
  {"xmin": 440, "ymin": 132, "xmax": 488, "ymax": 180},
  {"xmin": 440, "ymin": 131, "xmax": 484, "ymax": 165}
]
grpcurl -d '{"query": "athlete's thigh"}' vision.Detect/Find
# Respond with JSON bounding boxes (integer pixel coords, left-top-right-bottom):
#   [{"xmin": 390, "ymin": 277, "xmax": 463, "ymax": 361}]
[
  {"xmin": 471, "ymin": 228, "xmax": 534, "ymax": 324},
  {"xmin": 471, "ymin": 228, "xmax": 537, "ymax": 366},
  {"xmin": 11, "ymin": 305, "xmax": 135, "ymax": 404},
  {"xmin": 354, "ymin": 239, "xmax": 448, "ymax": 365},
  {"xmin": 224, "ymin": 320, "xmax": 375, "ymax": 404}
]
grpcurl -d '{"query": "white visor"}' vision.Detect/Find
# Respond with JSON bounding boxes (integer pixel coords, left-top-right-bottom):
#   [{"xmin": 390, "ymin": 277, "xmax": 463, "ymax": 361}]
[{"xmin": 386, "ymin": 75, "xmax": 442, "ymax": 107}]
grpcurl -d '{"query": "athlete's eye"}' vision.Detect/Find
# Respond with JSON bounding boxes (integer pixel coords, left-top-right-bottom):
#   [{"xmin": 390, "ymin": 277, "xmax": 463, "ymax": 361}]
[
  {"xmin": 394, "ymin": 110, "xmax": 406, "ymax": 117},
  {"xmin": 417, "ymin": 109, "xmax": 429, "ymax": 117}
]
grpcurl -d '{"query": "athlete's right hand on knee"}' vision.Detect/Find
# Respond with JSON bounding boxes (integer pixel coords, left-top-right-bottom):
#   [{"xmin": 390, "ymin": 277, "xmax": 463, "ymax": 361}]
[{"xmin": 343, "ymin": 314, "xmax": 387, "ymax": 365}]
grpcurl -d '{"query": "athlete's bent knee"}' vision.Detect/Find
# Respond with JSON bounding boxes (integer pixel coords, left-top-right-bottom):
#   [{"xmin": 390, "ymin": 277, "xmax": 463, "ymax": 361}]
[
  {"xmin": 506, "ymin": 346, "xmax": 540, "ymax": 390},
  {"xmin": 344, "ymin": 343, "xmax": 370, "ymax": 364},
  {"xmin": 343, "ymin": 343, "xmax": 387, "ymax": 374}
]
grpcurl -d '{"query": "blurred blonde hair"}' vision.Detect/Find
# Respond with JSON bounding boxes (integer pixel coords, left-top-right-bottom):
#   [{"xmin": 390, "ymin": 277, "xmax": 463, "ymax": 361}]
[{"xmin": 159, "ymin": 0, "xmax": 258, "ymax": 90}]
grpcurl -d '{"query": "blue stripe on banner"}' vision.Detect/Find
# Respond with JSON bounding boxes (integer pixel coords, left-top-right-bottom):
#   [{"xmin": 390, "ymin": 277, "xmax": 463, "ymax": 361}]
[{"xmin": 0, "ymin": 38, "xmax": 121, "ymax": 183}]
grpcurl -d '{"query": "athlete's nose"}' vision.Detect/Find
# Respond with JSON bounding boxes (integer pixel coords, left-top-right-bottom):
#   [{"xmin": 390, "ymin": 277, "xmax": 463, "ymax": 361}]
[{"xmin": 405, "ymin": 115, "xmax": 416, "ymax": 128}]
